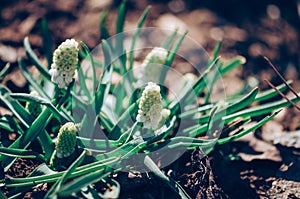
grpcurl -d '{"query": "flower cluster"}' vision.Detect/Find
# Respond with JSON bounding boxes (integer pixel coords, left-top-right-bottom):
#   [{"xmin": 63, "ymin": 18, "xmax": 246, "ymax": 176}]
[
  {"xmin": 49, "ymin": 39, "xmax": 79, "ymax": 88},
  {"xmin": 137, "ymin": 47, "xmax": 168, "ymax": 86},
  {"xmin": 25, "ymin": 90, "xmax": 42, "ymax": 117},
  {"xmin": 55, "ymin": 122, "xmax": 77, "ymax": 158},
  {"xmin": 136, "ymin": 82, "xmax": 163, "ymax": 130}
]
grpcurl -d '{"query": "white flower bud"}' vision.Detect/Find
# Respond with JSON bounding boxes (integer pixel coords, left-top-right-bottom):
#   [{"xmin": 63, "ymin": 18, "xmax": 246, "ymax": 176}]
[
  {"xmin": 49, "ymin": 39, "xmax": 79, "ymax": 88},
  {"xmin": 136, "ymin": 82, "xmax": 163, "ymax": 130},
  {"xmin": 137, "ymin": 47, "xmax": 168, "ymax": 86}
]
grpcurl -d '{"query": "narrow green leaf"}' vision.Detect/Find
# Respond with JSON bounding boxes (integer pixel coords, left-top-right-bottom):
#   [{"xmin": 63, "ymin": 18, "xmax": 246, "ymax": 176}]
[
  {"xmin": 41, "ymin": 18, "xmax": 53, "ymax": 68},
  {"xmin": 0, "ymin": 85, "xmax": 33, "ymax": 128},
  {"xmin": 0, "ymin": 108, "xmax": 53, "ymax": 171},
  {"xmin": 220, "ymin": 55, "xmax": 246, "ymax": 76},
  {"xmin": 45, "ymin": 150, "xmax": 86, "ymax": 199},
  {"xmin": 209, "ymin": 40, "xmax": 222, "ymax": 64},
  {"xmin": 255, "ymin": 80, "xmax": 292, "ymax": 102},
  {"xmin": 109, "ymin": 101, "xmax": 138, "ymax": 140},
  {"xmin": 162, "ymin": 29, "xmax": 178, "ymax": 50},
  {"xmin": 18, "ymin": 59, "xmax": 50, "ymax": 99},
  {"xmin": 23, "ymin": 37, "xmax": 51, "ymax": 80},
  {"xmin": 115, "ymin": 1, "xmax": 127, "ymax": 54},
  {"xmin": 9, "ymin": 93, "xmax": 68, "ymax": 123},
  {"xmin": 160, "ymin": 31, "xmax": 187, "ymax": 84},
  {"xmin": 0, "ymin": 85, "xmax": 54, "ymax": 164},
  {"xmin": 95, "ymin": 40, "xmax": 113, "ymax": 114},
  {"xmin": 204, "ymin": 61, "xmax": 222, "ymax": 103},
  {"xmin": 0, "ymin": 63, "xmax": 10, "ymax": 80},
  {"xmin": 218, "ymin": 110, "xmax": 280, "ymax": 145},
  {"xmin": 58, "ymin": 170, "xmax": 111, "ymax": 197},
  {"xmin": 0, "ymin": 116, "xmax": 24, "ymax": 134},
  {"xmin": 224, "ymin": 93, "xmax": 300, "ymax": 122},
  {"xmin": 0, "ymin": 147, "xmax": 44, "ymax": 161},
  {"xmin": 129, "ymin": 6, "xmax": 151, "ymax": 70},
  {"xmin": 168, "ymin": 57, "xmax": 220, "ymax": 112},
  {"xmin": 81, "ymin": 41, "xmax": 96, "ymax": 98},
  {"xmin": 99, "ymin": 10, "xmax": 110, "ymax": 40},
  {"xmin": 144, "ymin": 155, "xmax": 191, "ymax": 199},
  {"xmin": 77, "ymin": 62, "xmax": 92, "ymax": 102}
]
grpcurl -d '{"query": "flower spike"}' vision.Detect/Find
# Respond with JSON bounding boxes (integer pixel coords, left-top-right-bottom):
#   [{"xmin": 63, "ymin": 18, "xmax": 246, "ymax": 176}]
[
  {"xmin": 49, "ymin": 39, "xmax": 79, "ymax": 88},
  {"xmin": 55, "ymin": 122, "xmax": 77, "ymax": 158},
  {"xmin": 136, "ymin": 82, "xmax": 163, "ymax": 130},
  {"xmin": 137, "ymin": 47, "xmax": 168, "ymax": 86}
]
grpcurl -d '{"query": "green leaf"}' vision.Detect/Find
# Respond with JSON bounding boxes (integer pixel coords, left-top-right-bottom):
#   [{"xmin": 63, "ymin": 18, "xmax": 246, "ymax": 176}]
[
  {"xmin": 99, "ymin": 10, "xmax": 110, "ymax": 40},
  {"xmin": 224, "ymin": 93, "xmax": 300, "ymax": 122},
  {"xmin": 255, "ymin": 80, "xmax": 292, "ymax": 102},
  {"xmin": 23, "ymin": 37, "xmax": 51, "ymax": 80},
  {"xmin": 77, "ymin": 62, "xmax": 92, "ymax": 102},
  {"xmin": 9, "ymin": 93, "xmax": 68, "ymax": 123},
  {"xmin": 220, "ymin": 55, "xmax": 246, "ymax": 76},
  {"xmin": 58, "ymin": 170, "xmax": 111, "ymax": 197},
  {"xmin": 168, "ymin": 57, "xmax": 220, "ymax": 112},
  {"xmin": 209, "ymin": 40, "xmax": 222, "ymax": 64},
  {"xmin": 0, "ymin": 115, "xmax": 23, "ymax": 134},
  {"xmin": 162, "ymin": 29, "xmax": 178, "ymax": 50},
  {"xmin": 202, "ymin": 87, "xmax": 259, "ymax": 123},
  {"xmin": 45, "ymin": 150, "xmax": 86, "ymax": 199},
  {"xmin": 115, "ymin": 1, "xmax": 127, "ymax": 54},
  {"xmin": 0, "ymin": 147, "xmax": 44, "ymax": 160},
  {"xmin": 160, "ymin": 31, "xmax": 187, "ymax": 84},
  {"xmin": 0, "ymin": 85, "xmax": 33, "ymax": 128},
  {"xmin": 218, "ymin": 110, "xmax": 280, "ymax": 144},
  {"xmin": 144, "ymin": 155, "xmax": 191, "ymax": 199},
  {"xmin": 18, "ymin": 59, "xmax": 50, "ymax": 99},
  {"xmin": 0, "ymin": 63, "xmax": 10, "ymax": 80},
  {"xmin": 0, "ymin": 108, "xmax": 53, "ymax": 171},
  {"xmin": 83, "ymin": 42, "xmax": 96, "ymax": 96},
  {"xmin": 41, "ymin": 18, "xmax": 53, "ymax": 68},
  {"xmin": 129, "ymin": 6, "xmax": 151, "ymax": 71},
  {"xmin": 109, "ymin": 101, "xmax": 138, "ymax": 140},
  {"xmin": 187, "ymin": 92, "xmax": 300, "ymax": 137},
  {"xmin": 0, "ymin": 85, "xmax": 54, "ymax": 165},
  {"xmin": 95, "ymin": 40, "xmax": 113, "ymax": 114}
]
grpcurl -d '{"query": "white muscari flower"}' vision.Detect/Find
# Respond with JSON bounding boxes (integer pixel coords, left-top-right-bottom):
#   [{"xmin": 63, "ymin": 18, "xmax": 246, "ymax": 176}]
[
  {"xmin": 55, "ymin": 122, "xmax": 77, "ymax": 158},
  {"xmin": 136, "ymin": 82, "xmax": 163, "ymax": 130},
  {"xmin": 49, "ymin": 39, "xmax": 79, "ymax": 88},
  {"xmin": 137, "ymin": 47, "xmax": 168, "ymax": 86}
]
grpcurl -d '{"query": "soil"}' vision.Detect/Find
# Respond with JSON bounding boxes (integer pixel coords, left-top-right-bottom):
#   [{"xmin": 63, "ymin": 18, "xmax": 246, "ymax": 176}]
[{"xmin": 1, "ymin": 0, "xmax": 300, "ymax": 198}]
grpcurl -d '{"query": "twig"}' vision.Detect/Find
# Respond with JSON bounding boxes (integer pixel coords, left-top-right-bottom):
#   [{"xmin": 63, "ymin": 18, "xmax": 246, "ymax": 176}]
[
  {"xmin": 263, "ymin": 56, "xmax": 300, "ymax": 100},
  {"xmin": 264, "ymin": 79, "xmax": 300, "ymax": 111}
]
